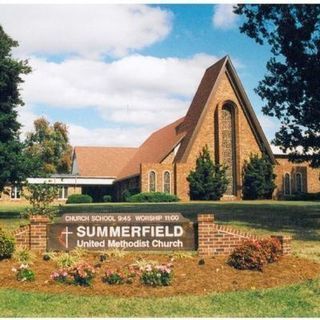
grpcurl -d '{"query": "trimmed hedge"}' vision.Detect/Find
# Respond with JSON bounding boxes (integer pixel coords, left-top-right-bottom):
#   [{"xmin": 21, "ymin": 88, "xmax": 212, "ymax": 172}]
[
  {"xmin": 66, "ymin": 194, "xmax": 93, "ymax": 204},
  {"xmin": 102, "ymin": 195, "xmax": 112, "ymax": 202},
  {"xmin": 284, "ymin": 192, "xmax": 320, "ymax": 201},
  {"xmin": 128, "ymin": 192, "xmax": 179, "ymax": 203},
  {"xmin": 0, "ymin": 229, "xmax": 15, "ymax": 260}
]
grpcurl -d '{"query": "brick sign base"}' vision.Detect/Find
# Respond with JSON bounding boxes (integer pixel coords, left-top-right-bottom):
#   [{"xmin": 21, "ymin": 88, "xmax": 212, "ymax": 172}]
[{"xmin": 13, "ymin": 213, "xmax": 291, "ymax": 256}]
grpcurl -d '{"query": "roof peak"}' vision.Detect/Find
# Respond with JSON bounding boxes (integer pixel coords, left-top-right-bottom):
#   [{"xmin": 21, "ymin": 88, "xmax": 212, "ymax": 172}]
[{"xmin": 206, "ymin": 55, "xmax": 229, "ymax": 72}]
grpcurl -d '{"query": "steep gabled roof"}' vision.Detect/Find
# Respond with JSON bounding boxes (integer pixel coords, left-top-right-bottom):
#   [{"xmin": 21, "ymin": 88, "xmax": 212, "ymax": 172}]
[
  {"xmin": 175, "ymin": 56, "xmax": 275, "ymax": 163},
  {"xmin": 117, "ymin": 117, "xmax": 186, "ymax": 180},
  {"xmin": 73, "ymin": 146, "xmax": 137, "ymax": 177}
]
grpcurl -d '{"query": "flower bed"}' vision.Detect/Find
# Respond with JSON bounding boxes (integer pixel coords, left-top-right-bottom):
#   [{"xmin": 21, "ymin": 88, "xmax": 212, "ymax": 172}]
[{"xmin": 0, "ymin": 252, "xmax": 318, "ymax": 297}]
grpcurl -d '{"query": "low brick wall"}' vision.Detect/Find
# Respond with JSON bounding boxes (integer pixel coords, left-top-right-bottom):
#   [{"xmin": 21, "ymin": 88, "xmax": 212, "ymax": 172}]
[
  {"xmin": 12, "ymin": 213, "xmax": 291, "ymax": 256},
  {"xmin": 13, "ymin": 225, "xmax": 30, "ymax": 248},
  {"xmin": 198, "ymin": 213, "xmax": 291, "ymax": 257},
  {"xmin": 13, "ymin": 215, "xmax": 49, "ymax": 251}
]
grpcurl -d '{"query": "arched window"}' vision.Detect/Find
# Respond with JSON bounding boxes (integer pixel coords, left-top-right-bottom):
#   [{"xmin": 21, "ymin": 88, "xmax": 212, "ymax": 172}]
[
  {"xmin": 149, "ymin": 171, "xmax": 156, "ymax": 192},
  {"xmin": 296, "ymin": 173, "xmax": 303, "ymax": 193},
  {"xmin": 284, "ymin": 173, "xmax": 291, "ymax": 195},
  {"xmin": 163, "ymin": 171, "xmax": 171, "ymax": 194}
]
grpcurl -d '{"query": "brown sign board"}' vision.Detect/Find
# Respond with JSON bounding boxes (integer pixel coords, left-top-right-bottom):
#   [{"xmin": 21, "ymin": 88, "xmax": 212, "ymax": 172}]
[{"xmin": 47, "ymin": 213, "xmax": 195, "ymax": 251}]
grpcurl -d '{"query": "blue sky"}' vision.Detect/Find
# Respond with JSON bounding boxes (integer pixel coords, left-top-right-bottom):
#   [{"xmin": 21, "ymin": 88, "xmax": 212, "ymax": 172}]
[{"xmin": 0, "ymin": 4, "xmax": 280, "ymax": 149}]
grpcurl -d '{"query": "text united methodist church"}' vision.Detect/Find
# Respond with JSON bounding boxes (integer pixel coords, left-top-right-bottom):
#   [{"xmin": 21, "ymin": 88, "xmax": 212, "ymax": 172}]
[{"xmin": 3, "ymin": 56, "xmax": 320, "ymax": 202}]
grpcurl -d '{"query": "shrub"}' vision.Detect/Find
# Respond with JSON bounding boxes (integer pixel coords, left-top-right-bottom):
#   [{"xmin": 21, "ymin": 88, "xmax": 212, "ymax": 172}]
[
  {"xmin": 71, "ymin": 247, "xmax": 87, "ymax": 259},
  {"xmin": 228, "ymin": 238, "xmax": 283, "ymax": 271},
  {"xmin": 284, "ymin": 192, "xmax": 320, "ymax": 201},
  {"xmin": 68, "ymin": 263, "xmax": 95, "ymax": 286},
  {"xmin": 242, "ymin": 153, "xmax": 276, "ymax": 200},
  {"xmin": 13, "ymin": 247, "xmax": 36, "ymax": 264},
  {"xmin": 51, "ymin": 263, "xmax": 95, "ymax": 286},
  {"xmin": 227, "ymin": 239, "xmax": 266, "ymax": 271},
  {"xmin": 23, "ymin": 182, "xmax": 58, "ymax": 218},
  {"xmin": 131, "ymin": 258, "xmax": 158, "ymax": 271},
  {"xmin": 54, "ymin": 252, "xmax": 79, "ymax": 268},
  {"xmin": 260, "ymin": 238, "xmax": 282, "ymax": 263},
  {"xmin": 121, "ymin": 189, "xmax": 131, "ymax": 202},
  {"xmin": 140, "ymin": 263, "xmax": 173, "ymax": 286},
  {"xmin": 13, "ymin": 264, "xmax": 35, "ymax": 282},
  {"xmin": 0, "ymin": 229, "xmax": 15, "ymax": 260},
  {"xmin": 187, "ymin": 145, "xmax": 228, "ymax": 200},
  {"xmin": 171, "ymin": 251, "xmax": 194, "ymax": 259},
  {"xmin": 66, "ymin": 194, "xmax": 92, "ymax": 204},
  {"xmin": 128, "ymin": 192, "xmax": 179, "ymax": 203},
  {"xmin": 103, "ymin": 268, "xmax": 136, "ymax": 285},
  {"xmin": 102, "ymin": 195, "xmax": 112, "ymax": 202},
  {"xmin": 106, "ymin": 248, "xmax": 127, "ymax": 258},
  {"xmin": 50, "ymin": 269, "xmax": 69, "ymax": 283}
]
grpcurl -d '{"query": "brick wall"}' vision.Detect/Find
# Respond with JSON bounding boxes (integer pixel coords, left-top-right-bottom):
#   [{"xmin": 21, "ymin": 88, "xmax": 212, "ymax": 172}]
[
  {"xmin": 197, "ymin": 213, "xmax": 291, "ymax": 256},
  {"xmin": 173, "ymin": 71, "xmax": 263, "ymax": 201},
  {"xmin": 140, "ymin": 163, "xmax": 175, "ymax": 194},
  {"xmin": 13, "ymin": 225, "xmax": 30, "ymax": 248},
  {"xmin": 274, "ymin": 156, "xmax": 320, "ymax": 198},
  {"xmin": 13, "ymin": 215, "xmax": 50, "ymax": 251}
]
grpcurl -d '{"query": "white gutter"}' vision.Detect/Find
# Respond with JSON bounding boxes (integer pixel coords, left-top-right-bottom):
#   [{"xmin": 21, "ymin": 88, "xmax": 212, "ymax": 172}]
[{"xmin": 27, "ymin": 177, "xmax": 115, "ymax": 185}]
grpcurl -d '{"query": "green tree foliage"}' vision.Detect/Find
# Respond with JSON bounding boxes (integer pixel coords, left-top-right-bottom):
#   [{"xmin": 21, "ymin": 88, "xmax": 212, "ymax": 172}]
[
  {"xmin": 187, "ymin": 145, "xmax": 228, "ymax": 200},
  {"xmin": 242, "ymin": 154, "xmax": 276, "ymax": 200},
  {"xmin": 234, "ymin": 5, "xmax": 320, "ymax": 167},
  {"xmin": 25, "ymin": 117, "xmax": 73, "ymax": 175},
  {"xmin": 23, "ymin": 182, "xmax": 58, "ymax": 218},
  {"xmin": 0, "ymin": 25, "xmax": 31, "ymax": 191}
]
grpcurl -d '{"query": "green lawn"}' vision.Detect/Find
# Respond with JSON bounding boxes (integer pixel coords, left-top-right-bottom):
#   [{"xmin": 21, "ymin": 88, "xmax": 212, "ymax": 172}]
[
  {"xmin": 0, "ymin": 279, "xmax": 319, "ymax": 317},
  {"xmin": 1, "ymin": 200, "xmax": 320, "ymax": 260},
  {"xmin": 0, "ymin": 201, "xmax": 319, "ymax": 317}
]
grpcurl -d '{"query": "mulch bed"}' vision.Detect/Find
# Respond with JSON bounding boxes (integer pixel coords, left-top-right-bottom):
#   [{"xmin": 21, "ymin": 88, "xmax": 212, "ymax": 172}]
[{"xmin": 0, "ymin": 253, "xmax": 319, "ymax": 297}]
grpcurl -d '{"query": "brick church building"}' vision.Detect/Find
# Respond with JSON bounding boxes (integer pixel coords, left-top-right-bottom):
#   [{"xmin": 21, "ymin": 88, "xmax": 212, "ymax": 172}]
[{"xmin": 3, "ymin": 56, "xmax": 319, "ymax": 202}]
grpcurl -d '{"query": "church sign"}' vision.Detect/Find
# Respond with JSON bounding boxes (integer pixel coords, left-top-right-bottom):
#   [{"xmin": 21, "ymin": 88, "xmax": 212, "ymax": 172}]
[{"xmin": 47, "ymin": 213, "xmax": 196, "ymax": 251}]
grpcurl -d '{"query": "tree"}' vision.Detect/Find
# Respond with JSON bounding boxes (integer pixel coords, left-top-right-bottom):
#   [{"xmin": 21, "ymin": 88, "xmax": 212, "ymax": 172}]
[
  {"xmin": 23, "ymin": 182, "xmax": 58, "ymax": 218},
  {"xmin": 234, "ymin": 5, "xmax": 320, "ymax": 167},
  {"xmin": 242, "ymin": 153, "xmax": 276, "ymax": 200},
  {"xmin": 0, "ymin": 25, "xmax": 31, "ymax": 191},
  {"xmin": 187, "ymin": 145, "xmax": 229, "ymax": 200},
  {"xmin": 25, "ymin": 117, "xmax": 73, "ymax": 175}
]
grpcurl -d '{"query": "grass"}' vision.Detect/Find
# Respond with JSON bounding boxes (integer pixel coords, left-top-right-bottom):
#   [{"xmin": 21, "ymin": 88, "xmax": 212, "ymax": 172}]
[
  {"xmin": 0, "ymin": 200, "xmax": 319, "ymax": 316},
  {"xmin": 0, "ymin": 279, "xmax": 319, "ymax": 317},
  {"xmin": 1, "ymin": 200, "xmax": 319, "ymax": 260}
]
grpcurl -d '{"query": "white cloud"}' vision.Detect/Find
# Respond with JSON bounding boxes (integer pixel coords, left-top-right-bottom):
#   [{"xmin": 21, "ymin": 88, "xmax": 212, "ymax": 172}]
[
  {"xmin": 21, "ymin": 53, "xmax": 219, "ymax": 131},
  {"xmin": 270, "ymin": 145, "xmax": 286, "ymax": 155},
  {"xmin": 18, "ymin": 105, "xmax": 39, "ymax": 139},
  {"xmin": 212, "ymin": 4, "xmax": 238, "ymax": 30},
  {"xmin": 0, "ymin": 5, "xmax": 172, "ymax": 58},
  {"xmin": 68, "ymin": 124, "xmax": 150, "ymax": 147},
  {"xmin": 18, "ymin": 53, "xmax": 220, "ymax": 146}
]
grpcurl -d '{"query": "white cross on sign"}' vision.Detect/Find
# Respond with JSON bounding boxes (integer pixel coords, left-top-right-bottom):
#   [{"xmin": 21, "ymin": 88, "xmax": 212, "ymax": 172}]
[{"xmin": 61, "ymin": 226, "xmax": 73, "ymax": 249}]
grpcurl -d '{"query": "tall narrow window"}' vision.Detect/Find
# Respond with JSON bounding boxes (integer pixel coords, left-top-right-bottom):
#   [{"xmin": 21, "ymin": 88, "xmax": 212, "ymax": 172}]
[
  {"xmin": 58, "ymin": 186, "xmax": 68, "ymax": 199},
  {"xmin": 163, "ymin": 171, "xmax": 171, "ymax": 194},
  {"xmin": 10, "ymin": 186, "xmax": 21, "ymax": 200},
  {"xmin": 220, "ymin": 103, "xmax": 236, "ymax": 195},
  {"xmin": 296, "ymin": 173, "xmax": 303, "ymax": 193},
  {"xmin": 284, "ymin": 173, "xmax": 291, "ymax": 195},
  {"xmin": 149, "ymin": 171, "xmax": 156, "ymax": 192}
]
